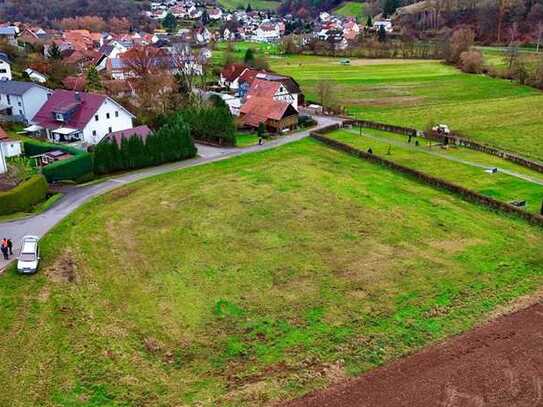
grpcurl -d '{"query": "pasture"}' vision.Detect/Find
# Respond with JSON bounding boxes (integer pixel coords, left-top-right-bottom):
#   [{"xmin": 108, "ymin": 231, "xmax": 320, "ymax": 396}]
[
  {"xmin": 217, "ymin": 0, "xmax": 279, "ymax": 10},
  {"xmin": 2, "ymin": 140, "xmax": 543, "ymax": 405},
  {"xmin": 332, "ymin": 1, "xmax": 366, "ymax": 19},
  {"xmin": 269, "ymin": 55, "xmax": 543, "ymax": 161},
  {"xmin": 327, "ymin": 128, "xmax": 543, "ymax": 213}
]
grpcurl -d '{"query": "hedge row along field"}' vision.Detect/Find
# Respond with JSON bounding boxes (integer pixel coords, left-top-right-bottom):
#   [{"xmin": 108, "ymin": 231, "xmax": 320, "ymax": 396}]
[
  {"xmin": 23, "ymin": 140, "xmax": 93, "ymax": 183},
  {"xmin": 0, "ymin": 174, "xmax": 48, "ymax": 215}
]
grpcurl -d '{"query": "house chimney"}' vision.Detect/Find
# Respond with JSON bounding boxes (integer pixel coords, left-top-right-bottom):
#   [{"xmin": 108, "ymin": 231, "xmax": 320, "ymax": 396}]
[{"xmin": 75, "ymin": 92, "xmax": 81, "ymax": 101}]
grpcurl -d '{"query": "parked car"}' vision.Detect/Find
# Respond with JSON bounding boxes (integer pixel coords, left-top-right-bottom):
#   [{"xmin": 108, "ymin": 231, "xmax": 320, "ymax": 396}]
[{"xmin": 17, "ymin": 235, "xmax": 40, "ymax": 274}]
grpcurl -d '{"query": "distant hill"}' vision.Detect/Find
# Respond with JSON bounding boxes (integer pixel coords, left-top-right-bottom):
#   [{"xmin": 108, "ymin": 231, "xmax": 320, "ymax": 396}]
[{"xmin": 0, "ymin": 0, "xmax": 145, "ymax": 25}]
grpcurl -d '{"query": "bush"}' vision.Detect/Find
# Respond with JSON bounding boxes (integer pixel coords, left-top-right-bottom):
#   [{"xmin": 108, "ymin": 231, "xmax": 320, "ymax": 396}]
[
  {"xmin": 460, "ymin": 50, "xmax": 484, "ymax": 73},
  {"xmin": 299, "ymin": 115, "xmax": 318, "ymax": 128},
  {"xmin": 0, "ymin": 174, "xmax": 48, "ymax": 215},
  {"xmin": 93, "ymin": 115, "xmax": 196, "ymax": 175},
  {"xmin": 23, "ymin": 140, "xmax": 94, "ymax": 183},
  {"xmin": 180, "ymin": 106, "xmax": 236, "ymax": 146}
]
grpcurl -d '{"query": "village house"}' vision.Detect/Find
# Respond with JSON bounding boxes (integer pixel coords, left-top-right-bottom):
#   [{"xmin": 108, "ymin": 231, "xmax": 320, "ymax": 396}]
[
  {"xmin": 31, "ymin": 90, "xmax": 135, "ymax": 145},
  {"xmin": 0, "ymin": 26, "xmax": 18, "ymax": 46},
  {"xmin": 254, "ymin": 23, "xmax": 281, "ymax": 42},
  {"xmin": 219, "ymin": 63, "xmax": 248, "ymax": 91},
  {"xmin": 0, "ymin": 52, "xmax": 12, "ymax": 81},
  {"xmin": 239, "ymin": 96, "xmax": 298, "ymax": 133},
  {"xmin": 0, "ymin": 81, "xmax": 52, "ymax": 123},
  {"xmin": 245, "ymin": 77, "xmax": 298, "ymax": 110},
  {"xmin": 0, "ymin": 126, "xmax": 22, "ymax": 158}
]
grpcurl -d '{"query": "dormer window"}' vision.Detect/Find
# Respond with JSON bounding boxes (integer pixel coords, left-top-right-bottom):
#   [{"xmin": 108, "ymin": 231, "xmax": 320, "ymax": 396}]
[{"xmin": 55, "ymin": 112, "xmax": 64, "ymax": 122}]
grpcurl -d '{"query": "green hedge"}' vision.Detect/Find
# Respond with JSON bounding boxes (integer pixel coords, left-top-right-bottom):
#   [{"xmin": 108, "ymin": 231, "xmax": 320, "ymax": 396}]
[
  {"xmin": 0, "ymin": 174, "xmax": 49, "ymax": 215},
  {"xmin": 23, "ymin": 140, "xmax": 94, "ymax": 183}
]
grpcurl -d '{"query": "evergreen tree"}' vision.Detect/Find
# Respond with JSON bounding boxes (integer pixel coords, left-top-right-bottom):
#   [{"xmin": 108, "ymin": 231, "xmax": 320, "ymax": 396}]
[
  {"xmin": 200, "ymin": 9, "xmax": 210, "ymax": 25},
  {"xmin": 244, "ymin": 48, "xmax": 255, "ymax": 66},
  {"xmin": 366, "ymin": 15, "xmax": 373, "ymax": 28},
  {"xmin": 383, "ymin": 0, "xmax": 399, "ymax": 18},
  {"xmin": 378, "ymin": 24, "xmax": 387, "ymax": 42},
  {"xmin": 85, "ymin": 66, "xmax": 102, "ymax": 91},
  {"xmin": 47, "ymin": 43, "xmax": 62, "ymax": 60},
  {"xmin": 163, "ymin": 12, "xmax": 177, "ymax": 33},
  {"xmin": 246, "ymin": 3, "xmax": 252, "ymax": 12}
]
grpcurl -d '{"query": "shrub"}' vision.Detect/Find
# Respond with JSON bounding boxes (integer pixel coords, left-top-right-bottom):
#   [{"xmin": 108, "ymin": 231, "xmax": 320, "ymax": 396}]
[
  {"xmin": 23, "ymin": 140, "xmax": 94, "ymax": 183},
  {"xmin": 180, "ymin": 106, "xmax": 236, "ymax": 146},
  {"xmin": 0, "ymin": 174, "xmax": 48, "ymax": 215},
  {"xmin": 460, "ymin": 50, "xmax": 484, "ymax": 73},
  {"xmin": 299, "ymin": 115, "xmax": 318, "ymax": 128}
]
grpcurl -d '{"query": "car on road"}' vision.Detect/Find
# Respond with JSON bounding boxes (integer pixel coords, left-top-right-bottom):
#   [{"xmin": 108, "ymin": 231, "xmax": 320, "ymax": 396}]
[{"xmin": 17, "ymin": 235, "xmax": 40, "ymax": 274}]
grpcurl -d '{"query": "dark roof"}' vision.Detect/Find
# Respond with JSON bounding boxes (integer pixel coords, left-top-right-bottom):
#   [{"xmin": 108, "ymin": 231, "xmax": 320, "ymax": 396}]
[
  {"xmin": 0, "ymin": 80, "xmax": 47, "ymax": 96},
  {"xmin": 33, "ymin": 90, "xmax": 114, "ymax": 130},
  {"xmin": 0, "ymin": 52, "xmax": 10, "ymax": 64},
  {"xmin": 101, "ymin": 125, "xmax": 152, "ymax": 145}
]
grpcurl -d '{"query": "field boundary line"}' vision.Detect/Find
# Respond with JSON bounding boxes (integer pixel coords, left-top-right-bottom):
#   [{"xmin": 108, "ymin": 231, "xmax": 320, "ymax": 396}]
[{"xmin": 310, "ymin": 131, "xmax": 543, "ymax": 228}]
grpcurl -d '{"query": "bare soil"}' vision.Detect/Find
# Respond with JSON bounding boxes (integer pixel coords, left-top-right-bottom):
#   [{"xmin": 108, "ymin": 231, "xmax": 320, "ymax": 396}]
[{"xmin": 285, "ymin": 302, "xmax": 543, "ymax": 407}]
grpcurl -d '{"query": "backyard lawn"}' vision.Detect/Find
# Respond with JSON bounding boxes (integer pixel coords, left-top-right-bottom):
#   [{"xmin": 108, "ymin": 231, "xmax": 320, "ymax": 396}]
[
  {"xmin": 2, "ymin": 140, "xmax": 543, "ymax": 405},
  {"xmin": 269, "ymin": 56, "xmax": 543, "ymax": 161},
  {"xmin": 327, "ymin": 128, "xmax": 543, "ymax": 213}
]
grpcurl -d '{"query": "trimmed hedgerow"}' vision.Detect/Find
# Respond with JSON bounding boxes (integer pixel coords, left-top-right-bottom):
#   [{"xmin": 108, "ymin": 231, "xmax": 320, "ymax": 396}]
[{"xmin": 0, "ymin": 174, "xmax": 48, "ymax": 215}]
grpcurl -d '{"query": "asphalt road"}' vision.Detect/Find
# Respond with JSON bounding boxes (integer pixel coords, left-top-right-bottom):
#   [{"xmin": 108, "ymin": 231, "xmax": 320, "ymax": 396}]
[{"xmin": 0, "ymin": 116, "xmax": 342, "ymax": 272}]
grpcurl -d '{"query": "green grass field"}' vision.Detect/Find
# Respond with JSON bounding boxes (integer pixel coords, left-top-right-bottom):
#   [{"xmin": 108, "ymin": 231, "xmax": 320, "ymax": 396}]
[
  {"xmin": 3, "ymin": 140, "xmax": 543, "ymax": 405},
  {"xmin": 269, "ymin": 56, "xmax": 543, "ymax": 161},
  {"xmin": 328, "ymin": 128, "xmax": 543, "ymax": 213},
  {"xmin": 217, "ymin": 0, "xmax": 279, "ymax": 10},
  {"xmin": 332, "ymin": 1, "xmax": 366, "ymax": 18},
  {"xmin": 212, "ymin": 40, "xmax": 282, "ymax": 65}
]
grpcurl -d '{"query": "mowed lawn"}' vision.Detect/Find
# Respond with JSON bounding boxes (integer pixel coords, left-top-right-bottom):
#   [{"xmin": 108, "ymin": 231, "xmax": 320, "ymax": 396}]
[
  {"xmin": 2, "ymin": 140, "xmax": 543, "ymax": 406},
  {"xmin": 270, "ymin": 55, "xmax": 543, "ymax": 160},
  {"xmin": 328, "ymin": 128, "xmax": 543, "ymax": 213}
]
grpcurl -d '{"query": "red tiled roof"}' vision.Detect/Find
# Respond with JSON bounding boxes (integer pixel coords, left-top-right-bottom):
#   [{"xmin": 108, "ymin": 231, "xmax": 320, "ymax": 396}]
[
  {"xmin": 101, "ymin": 125, "xmax": 152, "ymax": 145},
  {"xmin": 238, "ymin": 68, "xmax": 263, "ymax": 85},
  {"xmin": 221, "ymin": 63, "xmax": 247, "ymax": 82},
  {"xmin": 0, "ymin": 126, "xmax": 10, "ymax": 141},
  {"xmin": 63, "ymin": 75, "xmax": 87, "ymax": 91},
  {"xmin": 247, "ymin": 78, "xmax": 282, "ymax": 98},
  {"xmin": 240, "ymin": 96, "xmax": 294, "ymax": 127},
  {"xmin": 32, "ymin": 90, "xmax": 107, "ymax": 130}
]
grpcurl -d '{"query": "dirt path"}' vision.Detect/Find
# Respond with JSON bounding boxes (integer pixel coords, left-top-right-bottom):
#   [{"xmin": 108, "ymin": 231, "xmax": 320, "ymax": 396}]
[{"xmin": 286, "ymin": 302, "xmax": 543, "ymax": 407}]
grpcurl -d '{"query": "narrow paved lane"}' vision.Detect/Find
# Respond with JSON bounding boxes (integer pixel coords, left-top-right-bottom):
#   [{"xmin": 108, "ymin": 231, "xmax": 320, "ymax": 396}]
[{"xmin": 0, "ymin": 116, "xmax": 342, "ymax": 272}]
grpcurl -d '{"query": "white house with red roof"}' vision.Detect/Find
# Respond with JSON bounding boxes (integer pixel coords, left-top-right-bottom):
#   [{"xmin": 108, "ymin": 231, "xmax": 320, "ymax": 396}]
[
  {"xmin": 246, "ymin": 76, "xmax": 298, "ymax": 110},
  {"xmin": 31, "ymin": 90, "xmax": 134, "ymax": 145}
]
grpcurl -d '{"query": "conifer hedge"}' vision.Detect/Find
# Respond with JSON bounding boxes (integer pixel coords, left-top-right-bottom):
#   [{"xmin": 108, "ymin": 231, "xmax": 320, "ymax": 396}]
[
  {"xmin": 0, "ymin": 174, "xmax": 49, "ymax": 215},
  {"xmin": 180, "ymin": 105, "xmax": 236, "ymax": 146},
  {"xmin": 93, "ymin": 114, "xmax": 196, "ymax": 174}
]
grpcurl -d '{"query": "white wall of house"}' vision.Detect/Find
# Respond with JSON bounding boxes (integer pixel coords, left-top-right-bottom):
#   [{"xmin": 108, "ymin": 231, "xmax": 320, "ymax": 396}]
[
  {"xmin": 0, "ymin": 147, "xmax": 6, "ymax": 174},
  {"xmin": 273, "ymin": 84, "xmax": 298, "ymax": 110},
  {"xmin": 1, "ymin": 140, "xmax": 22, "ymax": 158},
  {"xmin": 82, "ymin": 99, "xmax": 134, "ymax": 144},
  {"xmin": 0, "ymin": 60, "xmax": 12, "ymax": 80},
  {"xmin": 23, "ymin": 87, "xmax": 52, "ymax": 122}
]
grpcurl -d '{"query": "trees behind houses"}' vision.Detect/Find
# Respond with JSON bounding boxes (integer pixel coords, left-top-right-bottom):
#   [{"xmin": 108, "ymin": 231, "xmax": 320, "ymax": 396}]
[{"xmin": 180, "ymin": 105, "xmax": 236, "ymax": 146}]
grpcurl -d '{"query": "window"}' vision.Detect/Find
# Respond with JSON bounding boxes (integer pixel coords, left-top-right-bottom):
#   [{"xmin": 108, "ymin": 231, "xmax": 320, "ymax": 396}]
[
  {"xmin": 106, "ymin": 113, "xmax": 110, "ymax": 119},
  {"xmin": 95, "ymin": 114, "xmax": 99, "ymax": 121},
  {"xmin": 6, "ymin": 95, "xmax": 10, "ymax": 104},
  {"xmin": 17, "ymin": 101, "xmax": 21, "ymax": 106},
  {"xmin": 0, "ymin": 69, "xmax": 6, "ymax": 73},
  {"xmin": 92, "ymin": 130, "xmax": 97, "ymax": 136},
  {"xmin": 115, "ymin": 111, "xmax": 119, "ymax": 118},
  {"xmin": 55, "ymin": 113, "xmax": 64, "ymax": 122},
  {"xmin": 18, "ymin": 110, "xmax": 23, "ymax": 116},
  {"xmin": 108, "ymin": 127, "xmax": 112, "ymax": 133}
]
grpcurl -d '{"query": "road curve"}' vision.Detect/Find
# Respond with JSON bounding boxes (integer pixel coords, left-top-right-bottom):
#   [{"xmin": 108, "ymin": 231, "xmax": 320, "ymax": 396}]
[{"xmin": 0, "ymin": 116, "xmax": 342, "ymax": 272}]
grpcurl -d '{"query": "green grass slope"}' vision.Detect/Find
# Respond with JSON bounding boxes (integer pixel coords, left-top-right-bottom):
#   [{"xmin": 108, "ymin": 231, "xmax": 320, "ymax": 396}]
[
  {"xmin": 333, "ymin": 1, "xmax": 366, "ymax": 18},
  {"xmin": 1, "ymin": 140, "xmax": 543, "ymax": 405},
  {"xmin": 217, "ymin": 0, "xmax": 280, "ymax": 10},
  {"xmin": 270, "ymin": 56, "xmax": 543, "ymax": 161}
]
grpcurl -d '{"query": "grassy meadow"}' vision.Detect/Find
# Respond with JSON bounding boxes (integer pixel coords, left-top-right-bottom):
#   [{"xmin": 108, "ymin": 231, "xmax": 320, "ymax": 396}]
[
  {"xmin": 269, "ymin": 55, "xmax": 543, "ymax": 161},
  {"xmin": 332, "ymin": 1, "xmax": 366, "ymax": 19},
  {"xmin": 328, "ymin": 128, "xmax": 543, "ymax": 213},
  {"xmin": 217, "ymin": 0, "xmax": 279, "ymax": 10},
  {"xmin": 2, "ymin": 140, "xmax": 543, "ymax": 405}
]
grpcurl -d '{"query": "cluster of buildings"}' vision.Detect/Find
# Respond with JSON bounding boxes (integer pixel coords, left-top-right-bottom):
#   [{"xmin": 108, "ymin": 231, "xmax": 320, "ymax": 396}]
[{"xmin": 215, "ymin": 63, "xmax": 303, "ymax": 134}]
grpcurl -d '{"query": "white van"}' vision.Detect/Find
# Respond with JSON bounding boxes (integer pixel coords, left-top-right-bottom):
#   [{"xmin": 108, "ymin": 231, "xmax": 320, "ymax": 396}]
[{"xmin": 17, "ymin": 236, "xmax": 40, "ymax": 274}]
